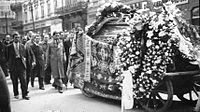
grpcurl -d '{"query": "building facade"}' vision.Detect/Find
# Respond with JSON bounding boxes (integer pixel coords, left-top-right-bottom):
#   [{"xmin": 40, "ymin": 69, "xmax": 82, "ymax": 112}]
[
  {"xmin": 22, "ymin": 0, "xmax": 62, "ymax": 35},
  {"xmin": 55, "ymin": 0, "xmax": 88, "ymax": 31},
  {"xmin": 10, "ymin": 1, "xmax": 24, "ymax": 35},
  {"xmin": 0, "ymin": 0, "xmax": 19, "ymax": 37}
]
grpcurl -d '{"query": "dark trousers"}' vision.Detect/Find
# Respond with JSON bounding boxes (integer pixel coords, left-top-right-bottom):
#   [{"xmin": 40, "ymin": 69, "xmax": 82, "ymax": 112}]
[
  {"xmin": 0, "ymin": 63, "xmax": 8, "ymax": 77},
  {"xmin": 31, "ymin": 64, "xmax": 44, "ymax": 88},
  {"xmin": 63, "ymin": 62, "xmax": 68, "ymax": 85},
  {"xmin": 10, "ymin": 59, "xmax": 27, "ymax": 97},
  {"xmin": 26, "ymin": 65, "xmax": 32, "ymax": 87},
  {"xmin": 44, "ymin": 65, "xmax": 51, "ymax": 84}
]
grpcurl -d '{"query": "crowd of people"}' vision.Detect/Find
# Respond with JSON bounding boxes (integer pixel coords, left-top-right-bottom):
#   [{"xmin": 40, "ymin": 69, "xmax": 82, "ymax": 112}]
[{"xmin": 0, "ymin": 29, "xmax": 77, "ymax": 101}]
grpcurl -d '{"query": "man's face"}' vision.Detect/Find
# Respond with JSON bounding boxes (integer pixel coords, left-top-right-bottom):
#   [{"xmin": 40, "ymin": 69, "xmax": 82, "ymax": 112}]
[
  {"xmin": 43, "ymin": 35, "xmax": 49, "ymax": 42},
  {"xmin": 5, "ymin": 35, "xmax": 10, "ymax": 42},
  {"xmin": 13, "ymin": 34, "xmax": 20, "ymax": 43},
  {"xmin": 22, "ymin": 38, "xmax": 27, "ymax": 44},
  {"xmin": 35, "ymin": 36, "xmax": 40, "ymax": 44},
  {"xmin": 53, "ymin": 33, "xmax": 59, "ymax": 40}
]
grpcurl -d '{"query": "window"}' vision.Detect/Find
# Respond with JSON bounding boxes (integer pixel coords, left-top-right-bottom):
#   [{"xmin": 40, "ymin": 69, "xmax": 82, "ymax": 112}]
[
  {"xmin": 41, "ymin": 5, "xmax": 44, "ymax": 18},
  {"xmin": 35, "ymin": 8, "xmax": 39, "ymax": 20},
  {"xmin": 47, "ymin": 2, "xmax": 50, "ymax": 16},
  {"xmin": 24, "ymin": 12, "xmax": 27, "ymax": 23},
  {"xmin": 29, "ymin": 10, "xmax": 33, "ymax": 22}
]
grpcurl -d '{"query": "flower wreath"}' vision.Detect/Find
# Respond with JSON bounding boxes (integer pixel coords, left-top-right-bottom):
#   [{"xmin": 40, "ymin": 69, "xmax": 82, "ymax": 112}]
[{"xmin": 86, "ymin": 2, "xmax": 200, "ymax": 99}]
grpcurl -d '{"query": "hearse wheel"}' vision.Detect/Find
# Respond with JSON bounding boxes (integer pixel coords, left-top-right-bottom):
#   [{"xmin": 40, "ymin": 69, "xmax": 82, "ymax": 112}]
[
  {"xmin": 81, "ymin": 82, "xmax": 96, "ymax": 98},
  {"xmin": 177, "ymin": 76, "xmax": 200, "ymax": 105},
  {"xmin": 138, "ymin": 77, "xmax": 173, "ymax": 112}
]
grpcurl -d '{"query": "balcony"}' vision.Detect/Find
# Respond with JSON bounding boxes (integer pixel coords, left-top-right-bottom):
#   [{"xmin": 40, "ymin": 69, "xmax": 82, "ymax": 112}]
[
  {"xmin": 55, "ymin": 1, "xmax": 87, "ymax": 16},
  {"xmin": 11, "ymin": 21, "xmax": 23, "ymax": 28},
  {"xmin": 10, "ymin": 2, "xmax": 23, "ymax": 12}
]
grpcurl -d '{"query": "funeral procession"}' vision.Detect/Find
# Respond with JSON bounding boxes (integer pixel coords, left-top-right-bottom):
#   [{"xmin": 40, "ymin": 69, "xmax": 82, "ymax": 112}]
[{"xmin": 0, "ymin": 0, "xmax": 199, "ymax": 112}]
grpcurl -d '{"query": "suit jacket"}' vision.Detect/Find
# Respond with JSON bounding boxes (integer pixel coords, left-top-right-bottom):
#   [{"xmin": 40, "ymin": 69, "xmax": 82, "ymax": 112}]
[
  {"xmin": 7, "ymin": 43, "xmax": 26, "ymax": 72},
  {"xmin": 25, "ymin": 40, "xmax": 36, "ymax": 69},
  {"xmin": 31, "ymin": 43, "xmax": 44, "ymax": 66}
]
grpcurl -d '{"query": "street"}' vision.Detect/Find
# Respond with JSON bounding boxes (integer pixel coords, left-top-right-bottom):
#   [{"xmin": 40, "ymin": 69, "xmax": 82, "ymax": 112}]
[{"xmin": 7, "ymin": 77, "xmax": 195, "ymax": 112}]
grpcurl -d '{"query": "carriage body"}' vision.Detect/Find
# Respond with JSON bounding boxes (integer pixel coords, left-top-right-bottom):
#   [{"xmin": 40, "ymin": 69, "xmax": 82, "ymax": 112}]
[{"xmin": 69, "ymin": 16, "xmax": 200, "ymax": 112}]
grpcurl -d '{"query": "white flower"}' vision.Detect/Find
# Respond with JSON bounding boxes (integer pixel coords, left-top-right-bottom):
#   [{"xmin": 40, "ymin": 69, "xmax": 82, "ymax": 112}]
[
  {"xmin": 146, "ymin": 70, "xmax": 152, "ymax": 74},
  {"xmin": 152, "ymin": 79, "xmax": 157, "ymax": 84},
  {"xmin": 135, "ymin": 51, "xmax": 140, "ymax": 55},
  {"xmin": 155, "ymin": 45, "xmax": 160, "ymax": 49},
  {"xmin": 134, "ymin": 64, "xmax": 140, "ymax": 69},
  {"xmin": 155, "ymin": 59, "xmax": 161, "ymax": 64},
  {"xmin": 126, "ymin": 43, "xmax": 131, "ymax": 48},
  {"xmin": 149, "ymin": 25, "xmax": 153, "ymax": 29},
  {"xmin": 165, "ymin": 52, "xmax": 169, "ymax": 56},
  {"xmin": 159, "ymin": 31, "xmax": 166, "ymax": 37},
  {"xmin": 139, "ymin": 87, "xmax": 145, "ymax": 92},
  {"xmin": 147, "ymin": 31, "xmax": 153, "ymax": 38},
  {"xmin": 146, "ymin": 40, "xmax": 152, "ymax": 47}
]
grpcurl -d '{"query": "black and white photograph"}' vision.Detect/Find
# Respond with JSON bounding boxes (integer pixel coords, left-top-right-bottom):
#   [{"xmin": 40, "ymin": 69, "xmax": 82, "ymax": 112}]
[{"xmin": 0, "ymin": 0, "xmax": 199, "ymax": 112}]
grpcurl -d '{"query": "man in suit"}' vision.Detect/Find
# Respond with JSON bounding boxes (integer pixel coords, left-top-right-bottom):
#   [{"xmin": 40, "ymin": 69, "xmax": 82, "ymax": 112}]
[
  {"xmin": 7, "ymin": 32, "xmax": 30, "ymax": 100},
  {"xmin": 41, "ymin": 34, "xmax": 51, "ymax": 84},
  {"xmin": 30, "ymin": 34, "xmax": 45, "ymax": 90},
  {"xmin": 62, "ymin": 32, "xmax": 72, "ymax": 88},
  {"xmin": 25, "ymin": 31, "xmax": 36, "ymax": 87}
]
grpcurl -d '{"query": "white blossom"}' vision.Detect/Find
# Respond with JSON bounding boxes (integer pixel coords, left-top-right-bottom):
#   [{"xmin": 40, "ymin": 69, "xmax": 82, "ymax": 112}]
[
  {"xmin": 147, "ymin": 31, "xmax": 153, "ymax": 38},
  {"xmin": 146, "ymin": 40, "xmax": 152, "ymax": 47},
  {"xmin": 159, "ymin": 31, "xmax": 166, "ymax": 37}
]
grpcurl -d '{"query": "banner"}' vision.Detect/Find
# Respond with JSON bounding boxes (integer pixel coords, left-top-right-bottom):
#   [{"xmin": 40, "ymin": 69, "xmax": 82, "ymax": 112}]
[
  {"xmin": 84, "ymin": 35, "xmax": 91, "ymax": 82},
  {"xmin": 121, "ymin": 71, "xmax": 134, "ymax": 111}
]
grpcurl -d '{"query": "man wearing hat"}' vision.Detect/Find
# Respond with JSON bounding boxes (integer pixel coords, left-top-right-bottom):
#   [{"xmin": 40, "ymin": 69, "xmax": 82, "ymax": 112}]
[{"xmin": 7, "ymin": 31, "xmax": 30, "ymax": 100}]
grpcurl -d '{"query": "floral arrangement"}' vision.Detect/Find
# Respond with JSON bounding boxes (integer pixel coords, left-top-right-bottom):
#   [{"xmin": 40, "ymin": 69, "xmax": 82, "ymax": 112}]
[
  {"xmin": 85, "ymin": 1, "xmax": 200, "ymax": 99},
  {"xmin": 86, "ymin": 2, "xmax": 135, "ymax": 36}
]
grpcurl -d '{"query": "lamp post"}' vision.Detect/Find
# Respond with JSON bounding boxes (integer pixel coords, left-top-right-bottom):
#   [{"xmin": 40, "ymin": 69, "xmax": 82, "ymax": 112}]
[
  {"xmin": 5, "ymin": 12, "xmax": 8, "ymax": 34},
  {"xmin": 29, "ymin": 0, "xmax": 35, "ymax": 32}
]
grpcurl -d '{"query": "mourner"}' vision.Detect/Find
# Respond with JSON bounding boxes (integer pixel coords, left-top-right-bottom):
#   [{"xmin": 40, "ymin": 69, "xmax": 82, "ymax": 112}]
[
  {"xmin": 42, "ymin": 34, "xmax": 51, "ymax": 84},
  {"xmin": 0, "ymin": 38, "xmax": 8, "ymax": 77},
  {"xmin": 7, "ymin": 32, "xmax": 30, "ymax": 100},
  {"xmin": 46, "ymin": 31, "xmax": 66, "ymax": 93},
  {"xmin": 25, "ymin": 31, "xmax": 36, "ymax": 88},
  {"xmin": 4, "ymin": 34, "xmax": 12, "ymax": 46},
  {"xmin": 30, "ymin": 34, "xmax": 45, "ymax": 90}
]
